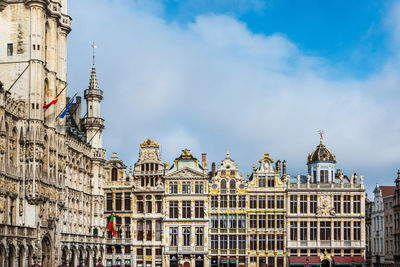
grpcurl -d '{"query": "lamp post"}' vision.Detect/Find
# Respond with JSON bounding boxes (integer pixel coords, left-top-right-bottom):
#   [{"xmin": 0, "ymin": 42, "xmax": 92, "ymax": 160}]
[{"xmin": 306, "ymin": 258, "xmax": 310, "ymax": 267}]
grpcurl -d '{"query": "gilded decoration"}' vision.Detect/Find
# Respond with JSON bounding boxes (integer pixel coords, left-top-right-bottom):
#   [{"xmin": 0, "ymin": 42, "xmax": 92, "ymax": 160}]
[
  {"xmin": 316, "ymin": 195, "xmax": 335, "ymax": 216},
  {"xmin": 181, "ymin": 149, "xmax": 192, "ymax": 159},
  {"xmin": 140, "ymin": 138, "xmax": 159, "ymax": 148}
]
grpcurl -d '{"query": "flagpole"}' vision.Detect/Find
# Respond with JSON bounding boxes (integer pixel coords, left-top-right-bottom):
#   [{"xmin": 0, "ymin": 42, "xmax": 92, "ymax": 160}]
[
  {"xmin": 55, "ymin": 91, "xmax": 78, "ymax": 121},
  {"xmin": 44, "ymin": 82, "xmax": 69, "ymax": 111}
]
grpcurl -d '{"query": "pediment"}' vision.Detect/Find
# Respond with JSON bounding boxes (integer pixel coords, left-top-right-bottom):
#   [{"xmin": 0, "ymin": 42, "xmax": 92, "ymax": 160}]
[{"xmin": 166, "ymin": 167, "xmax": 205, "ymax": 179}]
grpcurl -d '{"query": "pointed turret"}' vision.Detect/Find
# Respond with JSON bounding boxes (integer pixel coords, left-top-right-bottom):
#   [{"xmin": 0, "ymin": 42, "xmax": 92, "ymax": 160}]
[{"xmin": 82, "ymin": 43, "xmax": 104, "ymax": 149}]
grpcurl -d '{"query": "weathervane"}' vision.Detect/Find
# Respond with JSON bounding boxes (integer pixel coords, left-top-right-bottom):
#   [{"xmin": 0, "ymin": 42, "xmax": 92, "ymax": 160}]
[
  {"xmin": 318, "ymin": 130, "xmax": 324, "ymax": 144},
  {"xmin": 91, "ymin": 42, "xmax": 97, "ymax": 65}
]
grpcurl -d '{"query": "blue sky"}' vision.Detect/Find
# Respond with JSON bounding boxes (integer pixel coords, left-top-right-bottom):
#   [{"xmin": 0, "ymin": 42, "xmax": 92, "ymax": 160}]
[{"xmin": 67, "ymin": 0, "xmax": 400, "ymax": 197}]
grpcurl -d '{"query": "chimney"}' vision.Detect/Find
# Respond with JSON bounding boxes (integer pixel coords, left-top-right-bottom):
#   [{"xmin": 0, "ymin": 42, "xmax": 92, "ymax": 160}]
[
  {"xmin": 282, "ymin": 160, "xmax": 287, "ymax": 177},
  {"xmin": 211, "ymin": 162, "xmax": 216, "ymax": 177},
  {"xmin": 202, "ymin": 153, "xmax": 207, "ymax": 168}
]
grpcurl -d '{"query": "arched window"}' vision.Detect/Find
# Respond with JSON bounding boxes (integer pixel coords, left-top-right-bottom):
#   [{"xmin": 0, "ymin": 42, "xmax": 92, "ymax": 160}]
[
  {"xmin": 221, "ymin": 179, "xmax": 226, "ymax": 193},
  {"xmin": 229, "ymin": 180, "xmax": 236, "ymax": 193},
  {"xmin": 111, "ymin": 168, "xmax": 117, "ymax": 181}
]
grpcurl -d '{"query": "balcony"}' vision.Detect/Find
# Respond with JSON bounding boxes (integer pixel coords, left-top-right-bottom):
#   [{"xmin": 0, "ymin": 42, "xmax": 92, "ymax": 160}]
[{"xmin": 0, "ymin": 225, "xmax": 35, "ymax": 238}]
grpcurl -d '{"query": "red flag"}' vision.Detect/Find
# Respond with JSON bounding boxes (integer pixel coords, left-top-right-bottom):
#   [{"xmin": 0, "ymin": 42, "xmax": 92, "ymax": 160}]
[{"xmin": 43, "ymin": 97, "xmax": 59, "ymax": 110}]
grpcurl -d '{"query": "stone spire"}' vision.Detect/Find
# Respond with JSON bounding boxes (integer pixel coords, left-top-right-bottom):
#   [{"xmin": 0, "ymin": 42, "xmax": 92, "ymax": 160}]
[{"xmin": 89, "ymin": 64, "xmax": 99, "ymax": 90}]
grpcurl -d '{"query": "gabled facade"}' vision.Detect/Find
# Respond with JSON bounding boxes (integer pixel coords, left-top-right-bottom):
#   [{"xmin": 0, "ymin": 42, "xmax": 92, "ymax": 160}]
[
  {"xmin": 208, "ymin": 152, "xmax": 247, "ymax": 267},
  {"xmin": 371, "ymin": 184, "xmax": 384, "ymax": 265}
]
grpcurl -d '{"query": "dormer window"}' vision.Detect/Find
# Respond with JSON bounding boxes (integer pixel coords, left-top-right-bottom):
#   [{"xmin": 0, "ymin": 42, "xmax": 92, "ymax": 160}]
[{"xmin": 111, "ymin": 168, "xmax": 117, "ymax": 181}]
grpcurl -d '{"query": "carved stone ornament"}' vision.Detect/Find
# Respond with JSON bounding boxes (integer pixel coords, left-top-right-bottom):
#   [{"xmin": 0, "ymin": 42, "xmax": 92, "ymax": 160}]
[
  {"xmin": 316, "ymin": 195, "xmax": 336, "ymax": 216},
  {"xmin": 0, "ymin": 137, "xmax": 6, "ymax": 154}
]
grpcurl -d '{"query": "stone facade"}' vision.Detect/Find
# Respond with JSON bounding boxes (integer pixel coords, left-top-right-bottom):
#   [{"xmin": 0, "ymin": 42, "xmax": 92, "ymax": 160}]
[
  {"xmin": 371, "ymin": 185, "xmax": 384, "ymax": 266},
  {"xmin": 393, "ymin": 172, "xmax": 400, "ymax": 264},
  {"xmin": 0, "ymin": 1, "xmax": 106, "ymax": 266}
]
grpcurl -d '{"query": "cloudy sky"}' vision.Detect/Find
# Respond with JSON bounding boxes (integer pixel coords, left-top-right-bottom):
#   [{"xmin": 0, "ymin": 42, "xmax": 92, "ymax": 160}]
[{"xmin": 67, "ymin": 0, "xmax": 400, "ymax": 196}]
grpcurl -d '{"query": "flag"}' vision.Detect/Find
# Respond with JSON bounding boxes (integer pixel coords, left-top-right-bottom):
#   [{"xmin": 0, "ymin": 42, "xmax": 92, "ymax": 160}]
[
  {"xmin": 107, "ymin": 214, "xmax": 116, "ymax": 237},
  {"xmin": 43, "ymin": 97, "xmax": 58, "ymax": 109},
  {"xmin": 59, "ymin": 94, "xmax": 76, "ymax": 119}
]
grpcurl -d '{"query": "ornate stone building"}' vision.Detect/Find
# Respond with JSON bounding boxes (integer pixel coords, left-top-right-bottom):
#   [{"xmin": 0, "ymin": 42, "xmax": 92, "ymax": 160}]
[
  {"xmin": 286, "ymin": 140, "xmax": 366, "ymax": 266},
  {"xmin": 0, "ymin": 0, "xmax": 106, "ymax": 266},
  {"xmin": 247, "ymin": 153, "xmax": 286, "ymax": 267},
  {"xmin": 208, "ymin": 152, "xmax": 248, "ymax": 267},
  {"xmin": 393, "ymin": 171, "xmax": 400, "ymax": 264}
]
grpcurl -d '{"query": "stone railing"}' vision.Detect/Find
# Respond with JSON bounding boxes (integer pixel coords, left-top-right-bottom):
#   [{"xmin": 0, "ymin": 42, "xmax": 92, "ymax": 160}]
[{"xmin": 0, "ymin": 224, "xmax": 36, "ymax": 238}]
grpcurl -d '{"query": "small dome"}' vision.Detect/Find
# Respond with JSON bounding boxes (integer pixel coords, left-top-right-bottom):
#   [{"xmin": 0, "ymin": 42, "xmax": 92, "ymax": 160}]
[{"xmin": 307, "ymin": 142, "xmax": 336, "ymax": 164}]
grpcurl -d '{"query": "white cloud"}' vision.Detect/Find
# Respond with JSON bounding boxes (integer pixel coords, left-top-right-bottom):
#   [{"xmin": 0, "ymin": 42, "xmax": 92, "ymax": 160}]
[{"xmin": 68, "ymin": 0, "xmax": 400, "ymax": 192}]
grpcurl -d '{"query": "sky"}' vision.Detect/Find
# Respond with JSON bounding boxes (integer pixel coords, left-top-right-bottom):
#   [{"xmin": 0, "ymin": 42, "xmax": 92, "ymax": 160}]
[{"xmin": 67, "ymin": 0, "xmax": 400, "ymax": 197}]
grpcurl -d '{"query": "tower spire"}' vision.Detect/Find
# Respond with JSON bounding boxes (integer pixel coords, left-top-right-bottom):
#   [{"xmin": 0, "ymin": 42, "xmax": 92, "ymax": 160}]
[{"xmin": 89, "ymin": 42, "xmax": 99, "ymax": 90}]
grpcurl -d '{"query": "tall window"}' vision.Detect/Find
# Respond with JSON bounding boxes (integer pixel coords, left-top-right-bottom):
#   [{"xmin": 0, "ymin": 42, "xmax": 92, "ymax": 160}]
[
  {"xmin": 115, "ymin": 193, "xmax": 122, "ymax": 210},
  {"xmin": 137, "ymin": 196, "xmax": 144, "ymax": 213},
  {"xmin": 259, "ymin": 234, "xmax": 266, "ymax": 250},
  {"xmin": 169, "ymin": 227, "xmax": 177, "ymax": 246},
  {"xmin": 320, "ymin": 170, "xmax": 328, "ymax": 183},
  {"xmin": 124, "ymin": 193, "xmax": 131, "ymax": 210},
  {"xmin": 182, "ymin": 201, "xmax": 191, "ymax": 219},
  {"xmin": 195, "ymin": 227, "xmax": 204, "ymax": 246},
  {"xmin": 259, "ymin": 176, "xmax": 266, "ymax": 187},
  {"xmin": 146, "ymin": 220, "xmax": 152, "ymax": 240},
  {"xmin": 182, "ymin": 181, "xmax": 191, "ymax": 194},
  {"xmin": 268, "ymin": 176, "xmax": 274, "ymax": 187},
  {"xmin": 229, "ymin": 235, "xmax": 237, "ymax": 249},
  {"xmin": 229, "ymin": 195, "xmax": 237, "ymax": 208},
  {"xmin": 106, "ymin": 193, "xmax": 112, "ymax": 210},
  {"xmin": 195, "ymin": 201, "xmax": 204, "ymax": 218},
  {"xmin": 238, "ymin": 235, "xmax": 246, "ymax": 249},
  {"xmin": 220, "ymin": 235, "xmax": 228, "ymax": 249},
  {"xmin": 169, "ymin": 181, "xmax": 178, "ymax": 194},
  {"xmin": 137, "ymin": 221, "xmax": 144, "ymax": 241},
  {"xmin": 290, "ymin": 222, "xmax": 297, "ymax": 240},
  {"xmin": 354, "ymin": 221, "xmax": 361, "ymax": 240},
  {"xmin": 211, "ymin": 196, "xmax": 218, "ymax": 208},
  {"xmin": 211, "ymin": 215, "xmax": 218, "ymax": 228},
  {"xmin": 169, "ymin": 201, "xmax": 178, "ymax": 219},
  {"xmin": 229, "ymin": 214, "xmax": 237, "ymax": 228},
  {"xmin": 250, "ymin": 196, "xmax": 257, "ymax": 209},
  {"xmin": 310, "ymin": 195, "xmax": 317, "ymax": 214},
  {"xmin": 277, "ymin": 234, "xmax": 284, "ymax": 250},
  {"xmin": 290, "ymin": 195, "xmax": 297, "ymax": 213},
  {"xmin": 268, "ymin": 196, "xmax": 275, "ymax": 209},
  {"xmin": 7, "ymin": 43, "xmax": 13, "ymax": 56},
  {"xmin": 211, "ymin": 235, "xmax": 218, "ymax": 249},
  {"xmin": 268, "ymin": 215, "xmax": 275, "ymax": 229},
  {"xmin": 259, "ymin": 195, "xmax": 266, "ymax": 209},
  {"xmin": 220, "ymin": 195, "xmax": 227, "ymax": 208},
  {"xmin": 221, "ymin": 179, "xmax": 227, "ymax": 193},
  {"xmin": 334, "ymin": 195, "xmax": 341, "ymax": 214},
  {"xmin": 353, "ymin": 195, "xmax": 361, "ymax": 214},
  {"xmin": 344, "ymin": 195, "xmax": 351, "ymax": 214},
  {"xmin": 125, "ymin": 217, "xmax": 131, "ymax": 238},
  {"xmin": 267, "ymin": 234, "xmax": 274, "ymax": 250},
  {"xmin": 220, "ymin": 214, "xmax": 228, "ymax": 228},
  {"xmin": 155, "ymin": 196, "xmax": 162, "ymax": 213},
  {"xmin": 183, "ymin": 227, "xmax": 191, "ymax": 246},
  {"xmin": 156, "ymin": 220, "xmax": 162, "ymax": 241},
  {"xmin": 230, "ymin": 180, "xmax": 236, "ymax": 193},
  {"xmin": 238, "ymin": 195, "xmax": 246, "ymax": 208},
  {"xmin": 259, "ymin": 215, "xmax": 266, "ymax": 228},
  {"xmin": 344, "ymin": 221, "xmax": 351, "ymax": 240},
  {"xmin": 320, "ymin": 222, "xmax": 331, "ymax": 241},
  {"xmin": 250, "ymin": 235, "xmax": 257, "ymax": 250},
  {"xmin": 195, "ymin": 181, "xmax": 204, "ymax": 194},
  {"xmin": 277, "ymin": 215, "xmax": 284, "ymax": 229},
  {"xmin": 276, "ymin": 195, "xmax": 284, "ymax": 209},
  {"xmin": 300, "ymin": 195, "xmax": 307, "ymax": 213},
  {"xmin": 300, "ymin": 221, "xmax": 307, "ymax": 240},
  {"xmin": 250, "ymin": 215, "xmax": 257, "ymax": 228},
  {"xmin": 238, "ymin": 215, "xmax": 246, "ymax": 228},
  {"xmin": 111, "ymin": 168, "xmax": 118, "ymax": 181},
  {"xmin": 146, "ymin": 196, "xmax": 152, "ymax": 213},
  {"xmin": 310, "ymin": 221, "xmax": 317, "ymax": 240},
  {"xmin": 334, "ymin": 221, "xmax": 341, "ymax": 240}
]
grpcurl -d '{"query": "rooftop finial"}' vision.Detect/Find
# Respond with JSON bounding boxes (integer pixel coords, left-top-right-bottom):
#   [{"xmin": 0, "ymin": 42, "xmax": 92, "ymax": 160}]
[
  {"xmin": 318, "ymin": 130, "xmax": 324, "ymax": 144},
  {"xmin": 92, "ymin": 41, "xmax": 97, "ymax": 66}
]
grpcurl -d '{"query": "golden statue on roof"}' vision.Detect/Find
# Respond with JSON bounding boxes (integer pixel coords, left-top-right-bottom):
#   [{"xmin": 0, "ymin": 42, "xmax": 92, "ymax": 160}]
[
  {"xmin": 140, "ymin": 138, "xmax": 159, "ymax": 148},
  {"xmin": 181, "ymin": 149, "xmax": 192, "ymax": 159}
]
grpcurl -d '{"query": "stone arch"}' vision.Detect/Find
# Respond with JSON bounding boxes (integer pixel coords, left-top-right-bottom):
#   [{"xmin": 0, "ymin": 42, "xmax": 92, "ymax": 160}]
[
  {"xmin": 78, "ymin": 245, "xmax": 85, "ymax": 266},
  {"xmin": 17, "ymin": 244, "xmax": 24, "ymax": 267},
  {"xmin": 27, "ymin": 245, "xmax": 33, "ymax": 267},
  {"xmin": 220, "ymin": 179, "xmax": 226, "ymax": 190},
  {"xmin": 85, "ymin": 246, "xmax": 92, "ymax": 267},
  {"xmin": 70, "ymin": 245, "xmax": 78, "ymax": 267},
  {"xmin": 0, "ymin": 243, "xmax": 6, "ymax": 267},
  {"xmin": 41, "ymin": 234, "xmax": 52, "ymax": 267},
  {"xmin": 61, "ymin": 246, "xmax": 69, "ymax": 265},
  {"xmin": 7, "ymin": 244, "xmax": 16, "ymax": 267}
]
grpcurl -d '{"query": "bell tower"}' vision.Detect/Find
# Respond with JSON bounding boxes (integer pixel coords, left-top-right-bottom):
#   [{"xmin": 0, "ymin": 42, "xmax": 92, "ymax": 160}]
[{"xmin": 82, "ymin": 43, "xmax": 104, "ymax": 148}]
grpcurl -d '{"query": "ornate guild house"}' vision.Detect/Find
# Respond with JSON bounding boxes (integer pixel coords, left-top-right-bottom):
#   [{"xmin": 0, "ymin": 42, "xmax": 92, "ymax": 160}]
[{"xmin": 0, "ymin": 0, "xmax": 106, "ymax": 266}]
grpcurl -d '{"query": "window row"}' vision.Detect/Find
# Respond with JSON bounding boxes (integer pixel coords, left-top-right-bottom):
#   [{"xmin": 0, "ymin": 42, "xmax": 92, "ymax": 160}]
[
  {"xmin": 210, "ymin": 235, "xmax": 246, "ymax": 250},
  {"xmin": 289, "ymin": 195, "xmax": 361, "ymax": 214},
  {"xmin": 169, "ymin": 181, "xmax": 205, "ymax": 194},
  {"xmin": 249, "ymin": 214, "xmax": 284, "ymax": 229},
  {"xmin": 249, "ymin": 195, "xmax": 285, "ymax": 209},
  {"xmin": 211, "ymin": 195, "xmax": 246, "ymax": 209},
  {"xmin": 106, "ymin": 193, "xmax": 163, "ymax": 213},
  {"xmin": 210, "ymin": 214, "xmax": 247, "ymax": 229},
  {"xmin": 289, "ymin": 221, "xmax": 361, "ymax": 241},
  {"xmin": 249, "ymin": 234, "xmax": 284, "ymax": 251},
  {"xmin": 169, "ymin": 200, "xmax": 205, "ymax": 219},
  {"xmin": 169, "ymin": 227, "xmax": 204, "ymax": 246}
]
